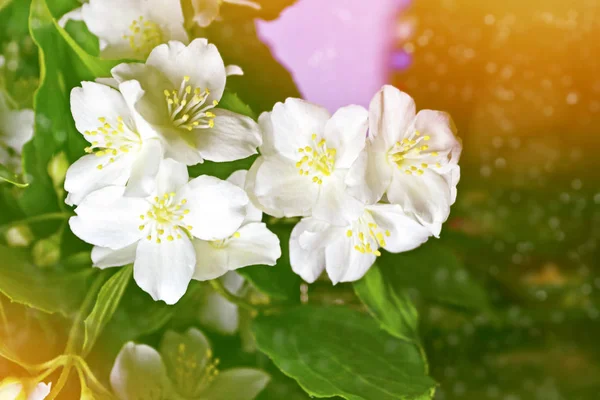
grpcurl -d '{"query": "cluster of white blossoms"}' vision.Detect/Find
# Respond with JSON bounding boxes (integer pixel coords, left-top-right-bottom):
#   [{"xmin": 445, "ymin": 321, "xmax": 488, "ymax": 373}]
[
  {"xmin": 66, "ymin": 39, "xmax": 280, "ymax": 305},
  {"xmin": 246, "ymin": 86, "xmax": 462, "ymax": 284}
]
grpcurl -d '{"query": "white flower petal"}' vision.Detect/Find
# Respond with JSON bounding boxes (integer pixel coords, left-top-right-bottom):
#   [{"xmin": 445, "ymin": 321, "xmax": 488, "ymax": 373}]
[
  {"xmin": 369, "ymin": 85, "xmax": 416, "ymax": 148},
  {"xmin": 29, "ymin": 382, "xmax": 51, "ymax": 400},
  {"xmin": 191, "ymin": 0, "xmax": 221, "ymax": 27},
  {"xmin": 110, "ymin": 342, "xmax": 172, "ymax": 400},
  {"xmin": 269, "ymin": 98, "xmax": 331, "ymax": 160},
  {"xmin": 179, "ymin": 176, "xmax": 248, "ymax": 241},
  {"xmin": 387, "ymin": 169, "xmax": 452, "ymax": 225},
  {"xmin": 192, "ymin": 239, "xmax": 230, "ymax": 281},
  {"xmin": 155, "ymin": 158, "xmax": 189, "ymax": 195},
  {"xmin": 367, "ymin": 204, "xmax": 432, "ymax": 252},
  {"xmin": 225, "ymin": 64, "xmax": 244, "ymax": 76},
  {"xmin": 223, "ymin": 222, "xmax": 281, "ymax": 270},
  {"xmin": 2, "ymin": 108, "xmax": 34, "ymax": 152},
  {"xmin": 289, "ymin": 218, "xmax": 329, "ymax": 283},
  {"xmin": 64, "ymin": 153, "xmax": 133, "ymax": 206},
  {"xmin": 313, "ymin": 170, "xmax": 365, "ymax": 226},
  {"xmin": 199, "ymin": 272, "xmax": 243, "ymax": 334},
  {"xmin": 252, "ymin": 156, "xmax": 318, "ymax": 218},
  {"xmin": 200, "ymin": 368, "xmax": 270, "ymax": 400},
  {"xmin": 123, "ymin": 139, "xmax": 163, "ymax": 198},
  {"xmin": 324, "ymin": 236, "xmax": 377, "ymax": 284},
  {"xmin": 346, "ymin": 148, "xmax": 391, "ymax": 205},
  {"xmin": 58, "ymin": 7, "xmax": 83, "ymax": 27},
  {"xmin": 92, "ymin": 243, "xmax": 138, "ymax": 269},
  {"xmin": 323, "ymin": 104, "xmax": 368, "ymax": 169},
  {"xmin": 245, "ymin": 157, "xmax": 282, "ymax": 218},
  {"xmin": 257, "ymin": 111, "xmax": 276, "ymax": 156},
  {"xmin": 134, "ymin": 235, "xmax": 195, "ymax": 304},
  {"xmin": 0, "ymin": 380, "xmax": 22, "ymax": 399},
  {"xmin": 70, "ymin": 186, "xmax": 147, "ymax": 249},
  {"xmin": 413, "ymin": 109, "xmax": 461, "ymax": 172},
  {"xmin": 146, "ymin": 39, "xmax": 226, "ymax": 103},
  {"xmin": 196, "ymin": 108, "xmax": 261, "ymax": 162},
  {"xmin": 227, "ymin": 170, "xmax": 262, "ymax": 224}
]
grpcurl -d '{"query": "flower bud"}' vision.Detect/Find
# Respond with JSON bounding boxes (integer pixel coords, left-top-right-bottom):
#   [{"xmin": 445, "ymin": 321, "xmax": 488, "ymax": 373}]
[
  {"xmin": 5, "ymin": 225, "xmax": 34, "ymax": 247},
  {"xmin": 32, "ymin": 234, "xmax": 61, "ymax": 268},
  {"xmin": 47, "ymin": 151, "xmax": 69, "ymax": 189}
]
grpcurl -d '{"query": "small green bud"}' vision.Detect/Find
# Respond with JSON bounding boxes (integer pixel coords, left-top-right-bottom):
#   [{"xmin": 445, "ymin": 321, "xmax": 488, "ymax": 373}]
[
  {"xmin": 47, "ymin": 151, "xmax": 69, "ymax": 189},
  {"xmin": 32, "ymin": 234, "xmax": 61, "ymax": 268},
  {"xmin": 5, "ymin": 225, "xmax": 34, "ymax": 247}
]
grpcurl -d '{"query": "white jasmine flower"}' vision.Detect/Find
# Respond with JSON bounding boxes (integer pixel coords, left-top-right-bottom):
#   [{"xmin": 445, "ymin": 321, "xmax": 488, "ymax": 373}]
[
  {"xmin": 111, "ymin": 39, "xmax": 262, "ymax": 166},
  {"xmin": 347, "ymin": 85, "xmax": 462, "ymax": 235},
  {"xmin": 290, "ymin": 200, "xmax": 432, "ymax": 284},
  {"xmin": 65, "ymin": 81, "xmax": 164, "ymax": 206},
  {"xmin": 191, "ymin": 0, "xmax": 261, "ymax": 28},
  {"xmin": 0, "ymin": 95, "xmax": 34, "ymax": 172},
  {"xmin": 193, "ymin": 170, "xmax": 281, "ymax": 281},
  {"xmin": 248, "ymin": 99, "xmax": 368, "ymax": 226},
  {"xmin": 0, "ymin": 377, "xmax": 51, "ymax": 400},
  {"xmin": 71, "ymin": 159, "xmax": 249, "ymax": 304},
  {"xmin": 63, "ymin": 0, "xmax": 188, "ymax": 60},
  {"xmin": 111, "ymin": 328, "xmax": 270, "ymax": 400}
]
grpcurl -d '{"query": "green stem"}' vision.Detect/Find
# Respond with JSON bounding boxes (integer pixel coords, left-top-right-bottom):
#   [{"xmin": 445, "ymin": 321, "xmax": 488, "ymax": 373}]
[
  {"xmin": 73, "ymin": 356, "xmax": 115, "ymax": 399},
  {"xmin": 47, "ymin": 362, "xmax": 72, "ymax": 400},
  {"xmin": 210, "ymin": 279, "xmax": 259, "ymax": 313},
  {"xmin": 417, "ymin": 342, "xmax": 430, "ymax": 375},
  {"xmin": 0, "ymin": 212, "xmax": 73, "ymax": 233}
]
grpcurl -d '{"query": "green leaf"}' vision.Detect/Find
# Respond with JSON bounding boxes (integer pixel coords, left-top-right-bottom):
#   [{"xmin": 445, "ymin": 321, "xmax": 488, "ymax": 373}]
[
  {"xmin": 0, "ymin": 245, "xmax": 94, "ymax": 315},
  {"xmin": 82, "ymin": 265, "xmax": 132, "ymax": 356},
  {"xmin": 377, "ymin": 242, "xmax": 489, "ymax": 311},
  {"xmin": 0, "ymin": 164, "xmax": 28, "ymax": 187},
  {"xmin": 188, "ymin": 156, "xmax": 256, "ymax": 180},
  {"xmin": 238, "ymin": 224, "xmax": 301, "ymax": 302},
  {"xmin": 219, "ymin": 91, "xmax": 255, "ymax": 119},
  {"xmin": 353, "ymin": 265, "xmax": 420, "ymax": 344},
  {"xmin": 253, "ymin": 306, "xmax": 436, "ymax": 400}
]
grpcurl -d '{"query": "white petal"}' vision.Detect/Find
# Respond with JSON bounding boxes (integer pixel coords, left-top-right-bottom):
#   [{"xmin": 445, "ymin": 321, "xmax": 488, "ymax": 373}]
[
  {"xmin": 289, "ymin": 218, "xmax": 328, "ymax": 283},
  {"xmin": 200, "ymin": 369, "xmax": 270, "ymax": 400},
  {"xmin": 196, "ymin": 109, "xmax": 261, "ymax": 162},
  {"xmin": 257, "ymin": 111, "xmax": 276, "ymax": 156},
  {"xmin": 225, "ymin": 65, "xmax": 244, "ymax": 76},
  {"xmin": 145, "ymin": 0, "xmax": 188, "ymax": 43},
  {"xmin": 387, "ymin": 169, "xmax": 452, "ymax": 225},
  {"xmin": 146, "ymin": 39, "xmax": 226, "ymax": 103},
  {"xmin": 227, "ymin": 170, "xmax": 262, "ymax": 224},
  {"xmin": 179, "ymin": 176, "xmax": 248, "ymax": 241},
  {"xmin": 123, "ymin": 139, "xmax": 164, "ymax": 198},
  {"xmin": 70, "ymin": 186, "xmax": 147, "ymax": 249},
  {"xmin": 192, "ymin": 239, "xmax": 230, "ymax": 281},
  {"xmin": 245, "ymin": 157, "xmax": 282, "ymax": 218},
  {"xmin": 2, "ymin": 108, "xmax": 34, "ymax": 152},
  {"xmin": 110, "ymin": 342, "xmax": 172, "ymax": 400},
  {"xmin": 269, "ymin": 98, "xmax": 331, "ymax": 160},
  {"xmin": 58, "ymin": 7, "xmax": 83, "ymax": 27},
  {"xmin": 313, "ymin": 171, "xmax": 365, "ymax": 226},
  {"xmin": 28, "ymin": 382, "xmax": 51, "ymax": 400},
  {"xmin": 155, "ymin": 158, "xmax": 189, "ymax": 195},
  {"xmin": 70, "ymin": 81, "xmax": 131, "ymax": 140},
  {"xmin": 413, "ymin": 110, "xmax": 461, "ymax": 171},
  {"xmin": 223, "ymin": 222, "xmax": 281, "ymax": 270},
  {"xmin": 369, "ymin": 85, "xmax": 416, "ymax": 148},
  {"xmin": 323, "ymin": 105, "xmax": 368, "ymax": 169},
  {"xmin": 134, "ymin": 235, "xmax": 195, "ymax": 304},
  {"xmin": 224, "ymin": 0, "xmax": 261, "ymax": 9},
  {"xmin": 92, "ymin": 243, "xmax": 138, "ymax": 269},
  {"xmin": 346, "ymin": 148, "xmax": 391, "ymax": 205},
  {"xmin": 0, "ymin": 381, "xmax": 22, "ymax": 399},
  {"xmin": 118, "ymin": 80, "xmax": 158, "ymax": 141},
  {"xmin": 325, "ymin": 236, "xmax": 377, "ymax": 284},
  {"xmin": 64, "ymin": 153, "xmax": 134, "ymax": 206},
  {"xmin": 199, "ymin": 272, "xmax": 243, "ymax": 334},
  {"xmin": 252, "ymin": 156, "xmax": 318, "ymax": 218},
  {"xmin": 191, "ymin": 0, "xmax": 221, "ymax": 27},
  {"xmin": 367, "ymin": 204, "xmax": 432, "ymax": 252}
]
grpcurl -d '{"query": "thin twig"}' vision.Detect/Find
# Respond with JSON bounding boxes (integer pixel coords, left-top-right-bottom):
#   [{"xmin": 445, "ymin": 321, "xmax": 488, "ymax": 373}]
[{"xmin": 0, "ymin": 212, "xmax": 73, "ymax": 234}]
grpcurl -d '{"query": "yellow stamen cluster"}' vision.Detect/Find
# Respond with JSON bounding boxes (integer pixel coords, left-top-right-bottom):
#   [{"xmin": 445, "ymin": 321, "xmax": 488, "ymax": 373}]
[
  {"xmin": 174, "ymin": 344, "xmax": 220, "ymax": 395},
  {"xmin": 123, "ymin": 16, "xmax": 164, "ymax": 58},
  {"xmin": 347, "ymin": 218, "xmax": 391, "ymax": 257},
  {"xmin": 209, "ymin": 230, "xmax": 241, "ymax": 249},
  {"xmin": 139, "ymin": 193, "xmax": 191, "ymax": 243},
  {"xmin": 387, "ymin": 131, "xmax": 443, "ymax": 176},
  {"xmin": 296, "ymin": 133, "xmax": 337, "ymax": 185},
  {"xmin": 164, "ymin": 76, "xmax": 218, "ymax": 131},
  {"xmin": 83, "ymin": 116, "xmax": 140, "ymax": 170}
]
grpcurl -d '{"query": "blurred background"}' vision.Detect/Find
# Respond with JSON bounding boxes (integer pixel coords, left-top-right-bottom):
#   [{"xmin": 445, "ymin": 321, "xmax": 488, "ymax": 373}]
[
  {"xmin": 257, "ymin": 0, "xmax": 600, "ymax": 399},
  {"xmin": 1, "ymin": 0, "xmax": 599, "ymax": 399}
]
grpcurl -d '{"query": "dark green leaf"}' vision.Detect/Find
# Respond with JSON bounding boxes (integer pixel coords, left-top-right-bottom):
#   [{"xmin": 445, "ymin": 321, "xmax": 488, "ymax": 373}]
[
  {"xmin": 0, "ymin": 164, "xmax": 28, "ymax": 187},
  {"xmin": 377, "ymin": 242, "xmax": 489, "ymax": 311},
  {"xmin": 238, "ymin": 224, "xmax": 301, "ymax": 302},
  {"xmin": 253, "ymin": 306, "xmax": 436, "ymax": 400},
  {"xmin": 82, "ymin": 265, "xmax": 132, "ymax": 356},
  {"xmin": 188, "ymin": 156, "xmax": 256, "ymax": 180},
  {"xmin": 0, "ymin": 244, "xmax": 94, "ymax": 315},
  {"xmin": 220, "ymin": 91, "xmax": 255, "ymax": 119},
  {"xmin": 354, "ymin": 265, "xmax": 420, "ymax": 344}
]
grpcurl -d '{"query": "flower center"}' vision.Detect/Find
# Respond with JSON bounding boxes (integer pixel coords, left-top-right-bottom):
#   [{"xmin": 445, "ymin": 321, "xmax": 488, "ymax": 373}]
[
  {"xmin": 123, "ymin": 16, "xmax": 164, "ymax": 58},
  {"xmin": 175, "ymin": 343, "xmax": 220, "ymax": 396},
  {"xmin": 296, "ymin": 133, "xmax": 336, "ymax": 185},
  {"xmin": 138, "ymin": 193, "xmax": 192, "ymax": 243},
  {"xmin": 387, "ymin": 131, "xmax": 442, "ymax": 175},
  {"xmin": 209, "ymin": 231, "xmax": 241, "ymax": 249},
  {"xmin": 84, "ymin": 116, "xmax": 142, "ymax": 170},
  {"xmin": 347, "ymin": 212, "xmax": 390, "ymax": 257},
  {"xmin": 164, "ymin": 76, "xmax": 218, "ymax": 132}
]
